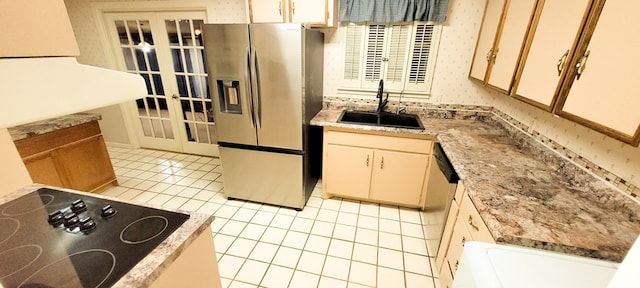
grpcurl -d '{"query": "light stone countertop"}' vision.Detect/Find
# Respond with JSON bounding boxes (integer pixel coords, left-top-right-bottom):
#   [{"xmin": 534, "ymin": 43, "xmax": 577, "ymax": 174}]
[
  {"xmin": 0, "ymin": 184, "xmax": 215, "ymax": 287},
  {"xmin": 312, "ymin": 107, "xmax": 640, "ymax": 262},
  {"xmin": 8, "ymin": 112, "xmax": 101, "ymax": 141}
]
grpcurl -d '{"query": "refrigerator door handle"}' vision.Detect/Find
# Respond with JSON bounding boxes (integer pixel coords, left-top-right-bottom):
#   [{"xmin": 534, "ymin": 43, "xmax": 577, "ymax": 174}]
[
  {"xmin": 246, "ymin": 46, "xmax": 255, "ymax": 128},
  {"xmin": 250, "ymin": 47, "xmax": 262, "ymax": 128},
  {"xmin": 254, "ymin": 50, "xmax": 263, "ymax": 127}
]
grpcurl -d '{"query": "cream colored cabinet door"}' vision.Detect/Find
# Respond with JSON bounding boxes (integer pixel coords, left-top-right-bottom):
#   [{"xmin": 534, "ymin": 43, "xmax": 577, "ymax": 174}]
[
  {"xmin": 289, "ymin": 0, "xmax": 327, "ymax": 25},
  {"xmin": 469, "ymin": 0, "xmax": 506, "ymax": 81},
  {"xmin": 557, "ymin": 0, "xmax": 640, "ymax": 144},
  {"xmin": 325, "ymin": 144, "xmax": 373, "ymax": 199},
  {"xmin": 249, "ymin": 0, "xmax": 287, "ymax": 23},
  {"xmin": 369, "ymin": 150, "xmax": 429, "ymax": 206},
  {"xmin": 513, "ymin": 0, "xmax": 592, "ymax": 109},
  {"xmin": 0, "ymin": 0, "xmax": 79, "ymax": 57},
  {"xmin": 486, "ymin": 0, "xmax": 537, "ymax": 92}
]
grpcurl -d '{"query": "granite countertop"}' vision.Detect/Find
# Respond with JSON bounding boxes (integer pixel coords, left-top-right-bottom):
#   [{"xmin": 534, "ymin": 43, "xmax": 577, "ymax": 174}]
[
  {"xmin": 8, "ymin": 112, "xmax": 101, "ymax": 141},
  {"xmin": 0, "ymin": 184, "xmax": 215, "ymax": 287},
  {"xmin": 312, "ymin": 107, "xmax": 640, "ymax": 262}
]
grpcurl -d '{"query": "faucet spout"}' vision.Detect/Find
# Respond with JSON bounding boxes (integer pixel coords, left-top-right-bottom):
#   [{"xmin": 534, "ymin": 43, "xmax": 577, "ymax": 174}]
[{"xmin": 376, "ymin": 79, "xmax": 387, "ymax": 113}]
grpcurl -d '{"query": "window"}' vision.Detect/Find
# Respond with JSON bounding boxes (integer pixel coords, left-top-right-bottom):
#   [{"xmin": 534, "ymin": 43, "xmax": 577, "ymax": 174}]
[{"xmin": 340, "ymin": 22, "xmax": 442, "ymax": 96}]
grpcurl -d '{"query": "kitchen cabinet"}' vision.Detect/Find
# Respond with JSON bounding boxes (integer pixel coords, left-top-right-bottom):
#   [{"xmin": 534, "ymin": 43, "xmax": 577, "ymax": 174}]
[
  {"xmin": 469, "ymin": 0, "xmax": 537, "ymax": 93},
  {"xmin": 554, "ymin": 0, "xmax": 640, "ymax": 145},
  {"xmin": 512, "ymin": 0, "xmax": 593, "ymax": 110},
  {"xmin": 436, "ymin": 183, "xmax": 495, "ymax": 288},
  {"xmin": 150, "ymin": 231, "xmax": 221, "ymax": 288},
  {"xmin": 0, "ymin": 0, "xmax": 79, "ymax": 57},
  {"xmin": 14, "ymin": 121, "xmax": 117, "ymax": 192},
  {"xmin": 473, "ymin": 0, "xmax": 640, "ymax": 145},
  {"xmin": 322, "ymin": 128, "xmax": 433, "ymax": 207},
  {"xmin": 247, "ymin": 0, "xmax": 337, "ymax": 27}
]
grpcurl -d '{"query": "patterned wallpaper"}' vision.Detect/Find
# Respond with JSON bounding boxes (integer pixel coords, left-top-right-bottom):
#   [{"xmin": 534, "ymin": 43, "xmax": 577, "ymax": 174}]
[{"xmin": 323, "ymin": 0, "xmax": 640, "ymax": 191}]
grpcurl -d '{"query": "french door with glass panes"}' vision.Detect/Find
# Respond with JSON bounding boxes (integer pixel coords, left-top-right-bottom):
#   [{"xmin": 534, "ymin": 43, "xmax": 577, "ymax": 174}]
[{"xmin": 105, "ymin": 11, "xmax": 218, "ymax": 156}]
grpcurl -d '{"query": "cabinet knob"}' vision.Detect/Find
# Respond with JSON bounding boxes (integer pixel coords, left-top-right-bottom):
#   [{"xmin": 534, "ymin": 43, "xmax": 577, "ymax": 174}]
[
  {"xmin": 366, "ymin": 154, "xmax": 370, "ymax": 167},
  {"xmin": 575, "ymin": 50, "xmax": 591, "ymax": 80},
  {"xmin": 556, "ymin": 49, "xmax": 569, "ymax": 76},
  {"xmin": 278, "ymin": 1, "xmax": 282, "ymax": 15},
  {"xmin": 380, "ymin": 157, "xmax": 384, "ymax": 169},
  {"xmin": 468, "ymin": 215, "xmax": 479, "ymax": 231}
]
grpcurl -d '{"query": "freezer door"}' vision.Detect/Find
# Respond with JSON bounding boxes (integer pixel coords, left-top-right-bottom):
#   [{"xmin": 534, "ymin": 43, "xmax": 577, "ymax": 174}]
[
  {"xmin": 249, "ymin": 24, "xmax": 303, "ymax": 150},
  {"xmin": 219, "ymin": 146, "xmax": 304, "ymax": 209},
  {"xmin": 203, "ymin": 24, "xmax": 257, "ymax": 146}
]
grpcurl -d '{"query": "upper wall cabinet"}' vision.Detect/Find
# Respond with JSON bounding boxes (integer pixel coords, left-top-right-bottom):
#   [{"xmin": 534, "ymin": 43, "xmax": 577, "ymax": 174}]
[
  {"xmin": 512, "ymin": 0, "xmax": 593, "ymax": 110},
  {"xmin": 469, "ymin": 0, "xmax": 537, "ymax": 93},
  {"xmin": 471, "ymin": 0, "xmax": 640, "ymax": 146},
  {"xmin": 248, "ymin": 0, "xmax": 337, "ymax": 27},
  {"xmin": 0, "ymin": 0, "xmax": 79, "ymax": 57},
  {"xmin": 555, "ymin": 0, "xmax": 640, "ymax": 145}
]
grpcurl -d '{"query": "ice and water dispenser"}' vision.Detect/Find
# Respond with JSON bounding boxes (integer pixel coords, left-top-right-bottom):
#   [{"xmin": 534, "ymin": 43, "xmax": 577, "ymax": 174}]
[{"xmin": 216, "ymin": 80, "xmax": 242, "ymax": 114}]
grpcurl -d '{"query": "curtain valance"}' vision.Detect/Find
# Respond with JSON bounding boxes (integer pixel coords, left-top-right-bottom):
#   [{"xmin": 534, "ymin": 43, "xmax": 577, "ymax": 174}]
[{"xmin": 339, "ymin": 0, "xmax": 449, "ymax": 23}]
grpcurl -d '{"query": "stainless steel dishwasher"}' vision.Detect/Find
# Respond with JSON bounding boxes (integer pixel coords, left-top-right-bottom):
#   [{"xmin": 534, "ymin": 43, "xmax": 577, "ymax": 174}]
[{"xmin": 422, "ymin": 143, "xmax": 459, "ymax": 257}]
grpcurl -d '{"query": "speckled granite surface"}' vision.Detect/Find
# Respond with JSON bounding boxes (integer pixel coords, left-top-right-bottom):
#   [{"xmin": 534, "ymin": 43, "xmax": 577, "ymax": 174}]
[
  {"xmin": 8, "ymin": 113, "xmax": 101, "ymax": 141},
  {"xmin": 0, "ymin": 184, "xmax": 214, "ymax": 287},
  {"xmin": 312, "ymin": 107, "xmax": 640, "ymax": 262}
]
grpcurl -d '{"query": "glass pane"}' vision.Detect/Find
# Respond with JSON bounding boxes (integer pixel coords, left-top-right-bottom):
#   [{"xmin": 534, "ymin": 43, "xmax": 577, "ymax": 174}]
[
  {"xmin": 148, "ymin": 50, "xmax": 159, "ymax": 71},
  {"xmin": 171, "ymin": 49, "xmax": 184, "ymax": 72},
  {"xmin": 115, "ymin": 20, "xmax": 129, "ymax": 45},
  {"xmin": 163, "ymin": 120, "xmax": 174, "ymax": 139},
  {"xmin": 206, "ymin": 102, "xmax": 214, "ymax": 122},
  {"xmin": 152, "ymin": 74, "xmax": 164, "ymax": 95},
  {"xmin": 179, "ymin": 20, "xmax": 193, "ymax": 46},
  {"xmin": 122, "ymin": 48, "xmax": 135, "ymax": 70},
  {"xmin": 184, "ymin": 49, "xmax": 194, "ymax": 73},
  {"xmin": 140, "ymin": 119, "xmax": 152, "ymax": 137},
  {"xmin": 196, "ymin": 124, "xmax": 209, "ymax": 143},
  {"xmin": 128, "ymin": 20, "xmax": 141, "ymax": 44},
  {"xmin": 199, "ymin": 50, "xmax": 207, "ymax": 74},
  {"xmin": 193, "ymin": 101, "xmax": 203, "ymax": 115},
  {"xmin": 181, "ymin": 100, "xmax": 192, "ymax": 113},
  {"xmin": 139, "ymin": 20, "xmax": 154, "ymax": 45},
  {"xmin": 135, "ymin": 50, "xmax": 148, "ymax": 71},
  {"xmin": 151, "ymin": 119, "xmax": 164, "ymax": 138},
  {"xmin": 189, "ymin": 76, "xmax": 200, "ymax": 98},
  {"xmin": 202, "ymin": 76, "xmax": 210, "ymax": 99},
  {"xmin": 141, "ymin": 74, "xmax": 152, "ymax": 95},
  {"xmin": 187, "ymin": 123, "xmax": 197, "ymax": 142},
  {"xmin": 193, "ymin": 20, "xmax": 204, "ymax": 46},
  {"xmin": 136, "ymin": 99, "xmax": 146, "ymax": 116},
  {"xmin": 165, "ymin": 20, "xmax": 179, "ymax": 46},
  {"xmin": 176, "ymin": 76, "xmax": 188, "ymax": 96}
]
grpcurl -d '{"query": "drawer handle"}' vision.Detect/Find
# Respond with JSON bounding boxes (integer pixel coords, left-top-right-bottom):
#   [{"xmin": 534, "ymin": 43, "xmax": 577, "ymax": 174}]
[
  {"xmin": 556, "ymin": 49, "xmax": 569, "ymax": 76},
  {"xmin": 380, "ymin": 157, "xmax": 384, "ymax": 169},
  {"xmin": 468, "ymin": 215, "xmax": 479, "ymax": 231},
  {"xmin": 366, "ymin": 155, "xmax": 370, "ymax": 167},
  {"xmin": 575, "ymin": 50, "xmax": 591, "ymax": 80},
  {"xmin": 454, "ymin": 260, "xmax": 459, "ymax": 271},
  {"xmin": 278, "ymin": 1, "xmax": 282, "ymax": 15},
  {"xmin": 485, "ymin": 49, "xmax": 492, "ymax": 62},
  {"xmin": 461, "ymin": 236, "xmax": 466, "ymax": 245}
]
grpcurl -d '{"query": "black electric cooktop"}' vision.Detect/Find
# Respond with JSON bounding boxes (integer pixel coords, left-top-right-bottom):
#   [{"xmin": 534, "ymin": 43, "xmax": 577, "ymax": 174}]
[{"xmin": 0, "ymin": 188, "xmax": 189, "ymax": 287}]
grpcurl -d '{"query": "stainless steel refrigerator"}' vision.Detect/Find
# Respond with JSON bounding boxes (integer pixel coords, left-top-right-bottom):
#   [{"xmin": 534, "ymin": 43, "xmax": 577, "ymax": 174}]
[{"xmin": 202, "ymin": 23, "xmax": 324, "ymax": 210}]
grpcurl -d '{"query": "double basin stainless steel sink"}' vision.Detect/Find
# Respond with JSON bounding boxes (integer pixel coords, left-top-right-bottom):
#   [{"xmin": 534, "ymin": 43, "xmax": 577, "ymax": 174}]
[{"xmin": 338, "ymin": 110, "xmax": 425, "ymax": 130}]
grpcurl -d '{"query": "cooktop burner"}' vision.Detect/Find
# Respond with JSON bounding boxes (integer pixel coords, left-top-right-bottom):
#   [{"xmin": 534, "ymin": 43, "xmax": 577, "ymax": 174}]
[{"xmin": 0, "ymin": 188, "xmax": 189, "ymax": 287}]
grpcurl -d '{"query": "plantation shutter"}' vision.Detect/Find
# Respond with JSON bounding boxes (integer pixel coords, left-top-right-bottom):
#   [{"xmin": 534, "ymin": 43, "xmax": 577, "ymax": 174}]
[
  {"xmin": 384, "ymin": 24, "xmax": 412, "ymax": 90},
  {"xmin": 362, "ymin": 24, "xmax": 386, "ymax": 88},
  {"xmin": 342, "ymin": 24, "xmax": 365, "ymax": 88},
  {"xmin": 404, "ymin": 23, "xmax": 439, "ymax": 92}
]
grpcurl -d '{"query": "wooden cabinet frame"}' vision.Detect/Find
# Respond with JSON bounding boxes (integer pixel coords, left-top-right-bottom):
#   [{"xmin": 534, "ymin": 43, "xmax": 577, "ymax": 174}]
[{"xmin": 472, "ymin": 0, "xmax": 640, "ymax": 146}]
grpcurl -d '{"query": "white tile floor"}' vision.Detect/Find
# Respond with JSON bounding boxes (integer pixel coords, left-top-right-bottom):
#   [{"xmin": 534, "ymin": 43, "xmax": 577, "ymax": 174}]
[{"xmin": 102, "ymin": 146, "xmax": 438, "ymax": 288}]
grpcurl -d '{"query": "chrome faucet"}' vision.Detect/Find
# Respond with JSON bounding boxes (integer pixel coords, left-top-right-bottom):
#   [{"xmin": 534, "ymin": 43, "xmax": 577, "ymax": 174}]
[{"xmin": 376, "ymin": 79, "xmax": 388, "ymax": 113}]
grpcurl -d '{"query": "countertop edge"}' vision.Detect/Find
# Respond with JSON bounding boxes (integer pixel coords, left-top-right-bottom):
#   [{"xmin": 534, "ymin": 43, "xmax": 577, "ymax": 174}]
[{"xmin": 8, "ymin": 112, "xmax": 102, "ymax": 141}]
